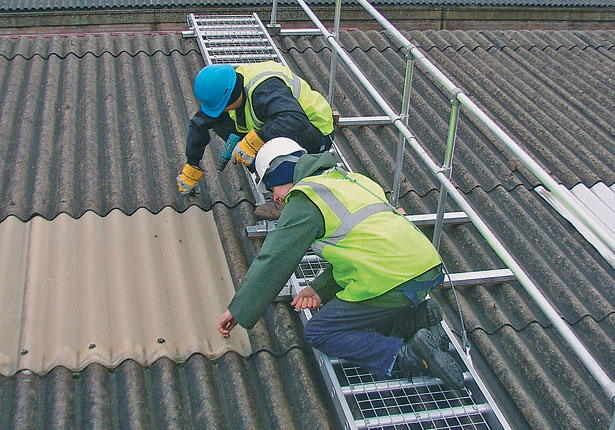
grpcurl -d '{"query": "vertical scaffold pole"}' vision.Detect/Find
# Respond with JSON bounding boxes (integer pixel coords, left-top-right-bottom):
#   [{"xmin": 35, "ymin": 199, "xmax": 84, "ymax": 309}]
[
  {"xmin": 390, "ymin": 53, "xmax": 414, "ymax": 207},
  {"xmin": 270, "ymin": 0, "xmax": 278, "ymax": 26},
  {"xmin": 327, "ymin": 0, "xmax": 343, "ymax": 105},
  {"xmin": 433, "ymin": 90, "xmax": 461, "ymax": 249}
]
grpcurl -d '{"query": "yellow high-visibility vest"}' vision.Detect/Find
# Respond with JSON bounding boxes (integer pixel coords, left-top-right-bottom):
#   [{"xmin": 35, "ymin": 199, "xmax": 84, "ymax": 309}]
[
  {"xmin": 229, "ymin": 61, "xmax": 334, "ymax": 135},
  {"xmin": 288, "ymin": 168, "xmax": 442, "ymax": 302}
]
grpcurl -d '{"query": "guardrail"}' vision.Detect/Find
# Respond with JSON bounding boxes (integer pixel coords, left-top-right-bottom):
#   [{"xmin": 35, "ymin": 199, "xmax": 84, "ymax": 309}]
[{"xmin": 271, "ymin": 0, "xmax": 615, "ymax": 408}]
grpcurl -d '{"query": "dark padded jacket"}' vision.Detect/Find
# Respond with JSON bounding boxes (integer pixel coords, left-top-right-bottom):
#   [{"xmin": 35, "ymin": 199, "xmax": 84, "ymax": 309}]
[{"xmin": 185, "ymin": 76, "xmax": 328, "ymax": 167}]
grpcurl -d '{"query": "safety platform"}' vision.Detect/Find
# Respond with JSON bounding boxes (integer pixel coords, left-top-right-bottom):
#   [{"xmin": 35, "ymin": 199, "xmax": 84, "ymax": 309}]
[
  {"xmin": 183, "ymin": 10, "xmax": 510, "ymax": 430},
  {"xmin": 184, "ymin": 4, "xmax": 615, "ymax": 429}
]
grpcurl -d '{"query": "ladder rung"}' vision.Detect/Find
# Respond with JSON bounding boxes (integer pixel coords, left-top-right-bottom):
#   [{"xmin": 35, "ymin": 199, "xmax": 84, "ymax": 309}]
[
  {"xmin": 276, "ymin": 268, "xmax": 516, "ymax": 300},
  {"xmin": 341, "ymin": 373, "xmax": 471, "ymax": 395},
  {"xmin": 279, "ymin": 28, "xmax": 324, "ymax": 36},
  {"xmin": 197, "ymin": 30, "xmax": 264, "ymax": 37},
  {"xmin": 194, "ymin": 19, "xmax": 256, "ymax": 26},
  {"xmin": 207, "ymin": 45, "xmax": 274, "ymax": 53},
  {"xmin": 445, "ymin": 269, "xmax": 516, "ymax": 287},
  {"xmin": 355, "ymin": 403, "xmax": 491, "ymax": 428},
  {"xmin": 337, "ymin": 115, "xmax": 393, "ymax": 127},
  {"xmin": 246, "ymin": 211, "xmax": 469, "ymax": 239},
  {"xmin": 195, "ymin": 23, "xmax": 258, "ymax": 29},
  {"xmin": 201, "ymin": 37, "xmax": 267, "ymax": 43},
  {"xmin": 209, "ymin": 54, "xmax": 278, "ymax": 62},
  {"xmin": 407, "ymin": 211, "xmax": 469, "ymax": 226},
  {"xmin": 294, "ymin": 266, "xmax": 516, "ymax": 287}
]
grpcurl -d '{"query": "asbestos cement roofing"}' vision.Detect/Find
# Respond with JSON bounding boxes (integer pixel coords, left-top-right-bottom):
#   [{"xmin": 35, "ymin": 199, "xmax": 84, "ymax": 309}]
[
  {"xmin": 0, "ymin": 28, "xmax": 614, "ymax": 429},
  {"xmin": 0, "ymin": 206, "xmax": 250, "ymax": 376},
  {"xmin": 1, "ymin": 0, "xmax": 614, "ymax": 11}
]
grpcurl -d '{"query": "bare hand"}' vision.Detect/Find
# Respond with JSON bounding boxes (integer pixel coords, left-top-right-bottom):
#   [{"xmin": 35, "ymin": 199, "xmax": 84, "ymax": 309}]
[
  {"xmin": 290, "ymin": 286, "xmax": 322, "ymax": 311},
  {"xmin": 218, "ymin": 310, "xmax": 238, "ymax": 338}
]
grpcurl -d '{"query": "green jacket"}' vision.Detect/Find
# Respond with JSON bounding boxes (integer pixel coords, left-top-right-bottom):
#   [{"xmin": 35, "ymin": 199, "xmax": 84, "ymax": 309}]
[{"xmin": 228, "ymin": 152, "xmax": 414, "ymax": 329}]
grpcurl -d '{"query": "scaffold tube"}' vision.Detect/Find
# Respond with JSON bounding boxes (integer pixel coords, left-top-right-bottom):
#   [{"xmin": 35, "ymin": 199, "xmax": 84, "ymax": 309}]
[{"xmin": 294, "ymin": 0, "xmax": 615, "ymax": 404}]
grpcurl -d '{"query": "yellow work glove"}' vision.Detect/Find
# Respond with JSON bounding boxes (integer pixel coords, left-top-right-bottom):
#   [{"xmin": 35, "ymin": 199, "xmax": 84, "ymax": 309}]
[
  {"xmin": 232, "ymin": 130, "xmax": 265, "ymax": 167},
  {"xmin": 177, "ymin": 164, "xmax": 204, "ymax": 196}
]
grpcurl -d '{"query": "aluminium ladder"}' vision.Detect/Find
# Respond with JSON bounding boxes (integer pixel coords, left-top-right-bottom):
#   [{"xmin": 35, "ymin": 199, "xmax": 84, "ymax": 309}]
[{"xmin": 184, "ymin": 13, "xmax": 512, "ymax": 430}]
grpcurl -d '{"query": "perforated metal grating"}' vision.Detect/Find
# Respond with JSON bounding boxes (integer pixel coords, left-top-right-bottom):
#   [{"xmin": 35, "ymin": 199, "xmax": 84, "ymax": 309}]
[
  {"xmin": 339, "ymin": 364, "xmax": 489, "ymax": 429},
  {"xmin": 187, "ymin": 14, "xmax": 284, "ymax": 66},
  {"xmin": 294, "ymin": 253, "xmax": 494, "ymax": 430}
]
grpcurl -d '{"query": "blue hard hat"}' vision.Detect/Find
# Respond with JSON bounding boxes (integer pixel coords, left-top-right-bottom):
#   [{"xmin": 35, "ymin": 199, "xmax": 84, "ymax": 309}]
[{"xmin": 193, "ymin": 64, "xmax": 237, "ymax": 118}]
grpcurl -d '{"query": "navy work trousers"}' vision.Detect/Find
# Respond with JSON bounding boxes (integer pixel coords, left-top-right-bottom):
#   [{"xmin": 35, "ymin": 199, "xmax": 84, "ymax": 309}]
[{"xmin": 303, "ymin": 298, "xmax": 413, "ymax": 377}]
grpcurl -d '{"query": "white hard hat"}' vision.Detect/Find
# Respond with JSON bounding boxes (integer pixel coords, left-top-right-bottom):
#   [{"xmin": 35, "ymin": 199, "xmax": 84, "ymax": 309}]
[{"xmin": 255, "ymin": 137, "xmax": 306, "ymax": 193}]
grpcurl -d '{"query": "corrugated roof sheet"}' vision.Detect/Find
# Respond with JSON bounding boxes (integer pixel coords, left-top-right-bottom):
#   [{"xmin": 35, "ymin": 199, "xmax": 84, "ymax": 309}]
[
  {"xmin": 1, "ymin": 0, "xmax": 614, "ymax": 12},
  {"xmin": 0, "ymin": 28, "xmax": 614, "ymax": 429},
  {"xmin": 0, "ymin": 206, "xmax": 250, "ymax": 376},
  {"xmin": 536, "ymin": 182, "xmax": 615, "ymax": 268}
]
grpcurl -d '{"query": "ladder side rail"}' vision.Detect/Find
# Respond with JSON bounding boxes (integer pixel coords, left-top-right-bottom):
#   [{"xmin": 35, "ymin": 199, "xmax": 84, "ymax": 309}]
[
  {"xmin": 354, "ymin": 0, "xmax": 615, "ymax": 256},
  {"xmin": 187, "ymin": 13, "xmax": 214, "ymax": 66},
  {"xmin": 293, "ymin": 0, "xmax": 615, "ymax": 405},
  {"xmin": 254, "ymin": 10, "xmax": 353, "ymax": 174},
  {"xmin": 288, "ymin": 274, "xmax": 359, "ymax": 430},
  {"xmin": 252, "ymin": 12, "xmax": 287, "ymax": 66},
  {"xmin": 442, "ymin": 321, "xmax": 513, "ymax": 430}
]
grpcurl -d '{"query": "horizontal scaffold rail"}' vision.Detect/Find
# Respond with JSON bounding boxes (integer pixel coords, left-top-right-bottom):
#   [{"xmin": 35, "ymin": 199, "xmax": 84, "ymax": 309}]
[{"xmin": 289, "ymin": 0, "xmax": 615, "ymax": 406}]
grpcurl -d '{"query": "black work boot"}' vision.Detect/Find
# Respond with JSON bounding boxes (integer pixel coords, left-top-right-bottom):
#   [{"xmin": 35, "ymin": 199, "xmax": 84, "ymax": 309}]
[
  {"xmin": 395, "ymin": 327, "xmax": 464, "ymax": 391},
  {"xmin": 414, "ymin": 299, "xmax": 450, "ymax": 352},
  {"xmin": 391, "ymin": 299, "xmax": 449, "ymax": 351}
]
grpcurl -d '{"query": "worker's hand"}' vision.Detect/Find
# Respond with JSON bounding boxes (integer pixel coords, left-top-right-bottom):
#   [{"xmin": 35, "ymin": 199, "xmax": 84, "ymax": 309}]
[
  {"xmin": 290, "ymin": 286, "xmax": 322, "ymax": 311},
  {"xmin": 218, "ymin": 310, "xmax": 238, "ymax": 338},
  {"xmin": 232, "ymin": 130, "xmax": 264, "ymax": 167},
  {"xmin": 177, "ymin": 163, "xmax": 204, "ymax": 195}
]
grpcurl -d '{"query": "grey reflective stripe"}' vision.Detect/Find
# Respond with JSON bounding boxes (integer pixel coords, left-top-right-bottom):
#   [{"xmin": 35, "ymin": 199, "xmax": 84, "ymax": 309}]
[
  {"xmin": 245, "ymin": 71, "xmax": 302, "ymax": 128},
  {"xmin": 266, "ymin": 154, "xmax": 302, "ymax": 174},
  {"xmin": 297, "ymin": 181, "xmax": 391, "ymax": 256}
]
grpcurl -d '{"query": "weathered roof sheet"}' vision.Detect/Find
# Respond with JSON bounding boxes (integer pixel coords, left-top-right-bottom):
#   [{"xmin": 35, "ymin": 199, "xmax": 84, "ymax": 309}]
[
  {"xmin": 1, "ymin": 0, "xmax": 614, "ymax": 12},
  {"xmin": 0, "ymin": 206, "xmax": 250, "ymax": 376},
  {"xmin": 0, "ymin": 28, "xmax": 614, "ymax": 429}
]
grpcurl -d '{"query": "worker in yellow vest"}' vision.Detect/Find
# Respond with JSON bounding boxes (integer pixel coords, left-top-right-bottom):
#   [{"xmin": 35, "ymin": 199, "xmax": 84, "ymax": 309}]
[
  {"xmin": 217, "ymin": 138, "xmax": 464, "ymax": 390},
  {"xmin": 177, "ymin": 61, "xmax": 334, "ymax": 219}
]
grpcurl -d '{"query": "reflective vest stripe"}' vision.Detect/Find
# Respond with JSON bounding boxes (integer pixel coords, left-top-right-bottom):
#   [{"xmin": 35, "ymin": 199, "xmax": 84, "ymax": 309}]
[
  {"xmin": 295, "ymin": 181, "xmax": 391, "ymax": 256},
  {"xmin": 245, "ymin": 71, "xmax": 302, "ymax": 128}
]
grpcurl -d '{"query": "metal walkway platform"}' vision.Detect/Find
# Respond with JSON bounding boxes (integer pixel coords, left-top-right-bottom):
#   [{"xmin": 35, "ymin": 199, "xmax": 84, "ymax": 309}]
[
  {"xmin": 289, "ymin": 251, "xmax": 508, "ymax": 430},
  {"xmin": 184, "ymin": 12, "xmax": 511, "ymax": 430},
  {"xmin": 185, "ymin": 14, "xmax": 284, "ymax": 66}
]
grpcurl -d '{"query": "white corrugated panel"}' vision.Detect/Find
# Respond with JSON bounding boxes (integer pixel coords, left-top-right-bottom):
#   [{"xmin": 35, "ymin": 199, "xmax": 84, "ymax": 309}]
[
  {"xmin": 536, "ymin": 182, "xmax": 615, "ymax": 268},
  {"xmin": 0, "ymin": 206, "xmax": 251, "ymax": 376}
]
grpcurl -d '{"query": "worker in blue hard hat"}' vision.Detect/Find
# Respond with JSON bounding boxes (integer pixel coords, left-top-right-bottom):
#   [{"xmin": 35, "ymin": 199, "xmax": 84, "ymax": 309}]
[
  {"xmin": 217, "ymin": 138, "xmax": 465, "ymax": 391},
  {"xmin": 177, "ymin": 61, "xmax": 335, "ymax": 219}
]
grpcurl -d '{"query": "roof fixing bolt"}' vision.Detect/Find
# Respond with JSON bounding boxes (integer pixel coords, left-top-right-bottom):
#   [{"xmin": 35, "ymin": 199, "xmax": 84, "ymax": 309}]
[
  {"xmin": 88, "ymin": 343, "xmax": 96, "ymax": 349},
  {"xmin": 157, "ymin": 338, "xmax": 166, "ymax": 344}
]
